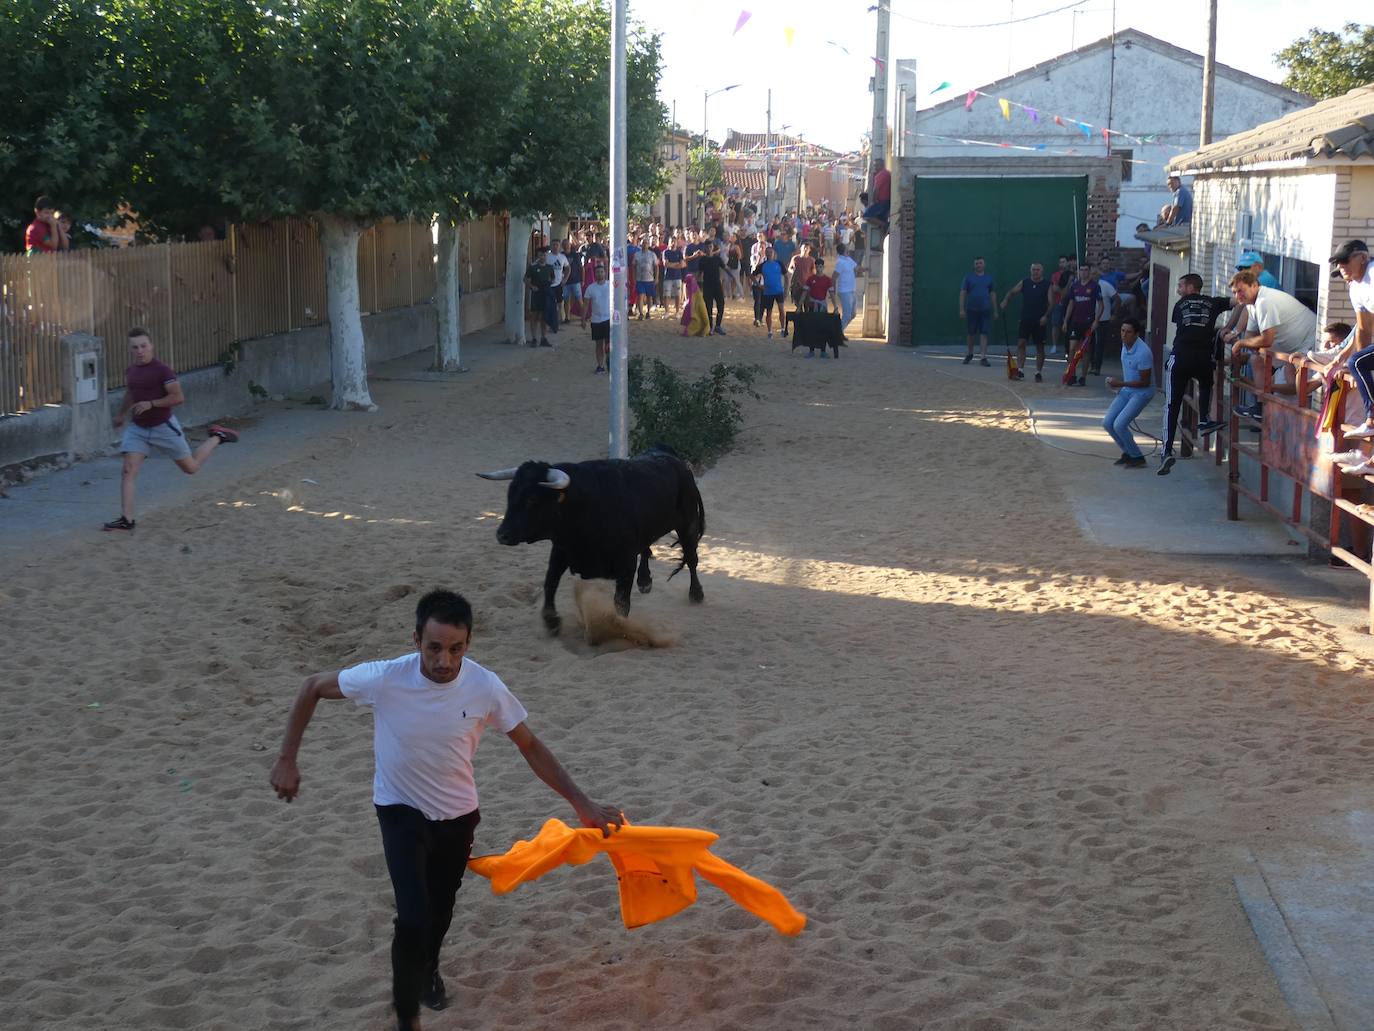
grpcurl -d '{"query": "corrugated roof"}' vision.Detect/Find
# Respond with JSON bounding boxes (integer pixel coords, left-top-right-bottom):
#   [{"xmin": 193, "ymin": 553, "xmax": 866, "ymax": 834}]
[
  {"xmin": 723, "ymin": 130, "xmax": 839, "ymax": 158},
  {"xmin": 1172, "ymin": 84, "xmax": 1374, "ymax": 172},
  {"xmin": 723, "ymin": 168, "xmax": 767, "ymax": 192}
]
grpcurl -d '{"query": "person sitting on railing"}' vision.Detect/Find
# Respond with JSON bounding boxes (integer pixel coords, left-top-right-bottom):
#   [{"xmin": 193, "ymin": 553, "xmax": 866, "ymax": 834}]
[
  {"xmin": 1157, "ymin": 274, "xmax": 1230, "ymax": 476},
  {"xmin": 1227, "ymin": 269, "xmax": 1317, "ymax": 417},
  {"xmin": 1306, "ymin": 242, "xmax": 1374, "ymax": 471}
]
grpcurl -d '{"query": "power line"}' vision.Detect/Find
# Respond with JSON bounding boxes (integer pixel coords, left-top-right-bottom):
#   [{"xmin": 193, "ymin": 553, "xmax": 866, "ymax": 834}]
[{"xmin": 872, "ymin": 0, "xmax": 1095, "ymax": 30}]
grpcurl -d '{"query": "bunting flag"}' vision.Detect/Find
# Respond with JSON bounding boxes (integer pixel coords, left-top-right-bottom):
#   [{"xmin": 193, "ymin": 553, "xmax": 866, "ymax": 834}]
[
  {"xmin": 733, "ymin": 10, "xmax": 751, "ymax": 35},
  {"xmin": 1101, "ymin": 127, "xmax": 1111, "ymax": 143},
  {"xmin": 965, "ymin": 90, "xmax": 977, "ymax": 111},
  {"xmin": 1054, "ymin": 115, "xmax": 1064, "ymax": 127},
  {"xmin": 827, "ymin": 40, "xmax": 850, "ymax": 55},
  {"xmin": 904, "ymin": 130, "xmax": 1161, "ymax": 167},
  {"xmin": 1026, "ymin": 107, "xmax": 1040, "ymax": 124},
  {"xmin": 947, "ymin": 86, "xmax": 1190, "ymax": 151},
  {"xmin": 930, "ymin": 81, "xmax": 952, "ymax": 93},
  {"xmin": 783, "ymin": 26, "xmax": 794, "ymax": 47},
  {"xmin": 998, "ymin": 98, "xmax": 1010, "ymax": 120},
  {"xmin": 1077, "ymin": 121, "xmax": 1092, "ymax": 137},
  {"xmin": 871, "ymin": 56, "xmax": 886, "ymax": 71}
]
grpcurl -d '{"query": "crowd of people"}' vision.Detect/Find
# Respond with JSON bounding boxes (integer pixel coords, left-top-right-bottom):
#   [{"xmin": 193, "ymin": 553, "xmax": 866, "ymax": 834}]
[{"xmin": 522, "ymin": 203, "xmax": 869, "ymax": 370}]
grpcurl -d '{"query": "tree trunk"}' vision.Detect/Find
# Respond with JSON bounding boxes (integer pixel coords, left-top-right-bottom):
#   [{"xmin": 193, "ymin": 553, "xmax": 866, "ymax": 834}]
[
  {"xmin": 316, "ymin": 213, "xmax": 377, "ymax": 411},
  {"xmin": 435, "ymin": 219, "xmax": 462, "ymax": 372},
  {"xmin": 505, "ymin": 215, "xmax": 534, "ymax": 346}
]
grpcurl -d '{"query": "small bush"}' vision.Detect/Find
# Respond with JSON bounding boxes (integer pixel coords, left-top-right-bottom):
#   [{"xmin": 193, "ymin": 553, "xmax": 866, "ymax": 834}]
[{"xmin": 627, "ymin": 356, "xmax": 764, "ymax": 467}]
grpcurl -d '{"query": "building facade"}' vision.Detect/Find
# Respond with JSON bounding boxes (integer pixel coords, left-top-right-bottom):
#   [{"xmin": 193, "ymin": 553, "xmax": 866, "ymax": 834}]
[{"xmin": 908, "ymin": 31, "xmax": 1309, "ymax": 245}]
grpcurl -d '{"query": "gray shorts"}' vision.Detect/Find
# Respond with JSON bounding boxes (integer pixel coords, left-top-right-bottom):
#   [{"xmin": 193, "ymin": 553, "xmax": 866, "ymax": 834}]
[
  {"xmin": 121, "ymin": 415, "xmax": 192, "ymax": 460},
  {"xmin": 663, "ymin": 279, "xmax": 682, "ymax": 298}
]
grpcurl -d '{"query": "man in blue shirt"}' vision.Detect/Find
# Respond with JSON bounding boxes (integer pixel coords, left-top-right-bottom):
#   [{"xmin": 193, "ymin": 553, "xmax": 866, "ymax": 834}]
[
  {"xmin": 1236, "ymin": 251, "xmax": 1280, "ymax": 290},
  {"xmin": 661, "ymin": 234, "xmax": 686, "ymax": 317},
  {"xmin": 772, "ymin": 230, "xmax": 798, "ymax": 299},
  {"xmin": 1104, "ymin": 317, "xmax": 1155, "ymax": 468},
  {"xmin": 959, "ymin": 257, "xmax": 998, "ymax": 366},
  {"xmin": 683, "ymin": 228, "xmax": 703, "ymax": 279},
  {"xmin": 1165, "ymin": 175, "xmax": 1193, "ymax": 226}
]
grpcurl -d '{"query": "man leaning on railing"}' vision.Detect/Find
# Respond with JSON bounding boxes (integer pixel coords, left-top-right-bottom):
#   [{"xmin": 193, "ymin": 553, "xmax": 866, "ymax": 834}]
[
  {"xmin": 1227, "ymin": 269, "xmax": 1318, "ymax": 420},
  {"xmin": 1305, "ymin": 241, "xmax": 1374, "ymax": 474}
]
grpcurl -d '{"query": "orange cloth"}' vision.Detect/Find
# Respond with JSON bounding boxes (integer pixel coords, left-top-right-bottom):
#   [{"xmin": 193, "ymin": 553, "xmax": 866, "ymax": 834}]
[{"xmin": 466, "ymin": 819, "xmax": 806, "ymax": 936}]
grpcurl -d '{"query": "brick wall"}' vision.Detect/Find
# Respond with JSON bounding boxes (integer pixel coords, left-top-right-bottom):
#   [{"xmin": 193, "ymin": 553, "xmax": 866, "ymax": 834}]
[{"xmin": 1328, "ymin": 166, "xmax": 1374, "ymax": 328}]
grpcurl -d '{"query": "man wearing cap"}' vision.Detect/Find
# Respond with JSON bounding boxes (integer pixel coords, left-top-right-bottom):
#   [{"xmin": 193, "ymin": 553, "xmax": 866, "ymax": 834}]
[
  {"xmin": 1311, "ymin": 241, "xmax": 1374, "ymax": 470},
  {"xmin": 1236, "ymin": 251, "xmax": 1280, "ymax": 290}
]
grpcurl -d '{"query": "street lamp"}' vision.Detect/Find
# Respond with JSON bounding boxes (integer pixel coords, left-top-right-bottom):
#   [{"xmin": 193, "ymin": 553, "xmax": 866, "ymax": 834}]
[{"xmin": 701, "ymin": 83, "xmax": 741, "ymax": 226}]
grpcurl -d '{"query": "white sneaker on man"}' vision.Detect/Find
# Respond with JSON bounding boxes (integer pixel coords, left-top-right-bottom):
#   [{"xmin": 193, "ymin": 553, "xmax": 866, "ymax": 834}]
[
  {"xmin": 1328, "ymin": 450, "xmax": 1366, "ymax": 466},
  {"xmin": 1339, "ymin": 459, "xmax": 1374, "ymax": 476},
  {"xmin": 1345, "ymin": 422, "xmax": 1374, "ymax": 439}
]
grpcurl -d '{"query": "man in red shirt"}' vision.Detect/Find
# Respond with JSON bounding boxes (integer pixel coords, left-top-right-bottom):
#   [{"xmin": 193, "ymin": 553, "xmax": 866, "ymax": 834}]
[
  {"xmin": 862, "ymin": 162, "xmax": 891, "ymax": 227},
  {"xmin": 24, "ymin": 196, "xmax": 67, "ymax": 254},
  {"xmin": 103, "ymin": 327, "xmax": 241, "ymax": 532},
  {"xmin": 805, "ymin": 259, "xmax": 833, "ymax": 313}
]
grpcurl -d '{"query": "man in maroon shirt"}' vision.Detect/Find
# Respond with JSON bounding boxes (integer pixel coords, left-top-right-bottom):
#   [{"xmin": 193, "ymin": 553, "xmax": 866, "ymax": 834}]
[
  {"xmin": 24, "ymin": 196, "xmax": 67, "ymax": 255},
  {"xmin": 102, "ymin": 327, "xmax": 241, "ymax": 532},
  {"xmin": 862, "ymin": 163, "xmax": 891, "ymax": 227}
]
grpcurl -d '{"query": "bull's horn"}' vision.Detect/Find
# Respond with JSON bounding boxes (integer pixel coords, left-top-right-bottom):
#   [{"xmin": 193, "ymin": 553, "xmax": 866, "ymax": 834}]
[
  {"xmin": 540, "ymin": 468, "xmax": 571, "ymax": 490},
  {"xmin": 476, "ymin": 467, "xmax": 519, "ymax": 481}
]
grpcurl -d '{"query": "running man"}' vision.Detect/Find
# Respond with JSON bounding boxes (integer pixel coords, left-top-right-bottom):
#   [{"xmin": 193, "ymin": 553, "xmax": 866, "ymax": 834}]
[
  {"xmin": 270, "ymin": 590, "xmax": 622, "ymax": 1031},
  {"xmin": 959, "ymin": 257, "xmax": 998, "ymax": 366},
  {"xmin": 102, "ymin": 328, "xmax": 239, "ymax": 532},
  {"xmin": 582, "ymin": 262, "xmax": 612, "ymax": 373},
  {"xmin": 1157, "ymin": 273, "xmax": 1229, "ymax": 475},
  {"xmin": 999, "ymin": 262, "xmax": 1051, "ymax": 381}
]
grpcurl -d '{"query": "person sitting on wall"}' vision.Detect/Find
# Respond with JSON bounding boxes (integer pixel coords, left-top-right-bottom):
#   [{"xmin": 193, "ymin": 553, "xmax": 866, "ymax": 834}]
[{"xmin": 862, "ymin": 161, "xmax": 890, "ymax": 240}]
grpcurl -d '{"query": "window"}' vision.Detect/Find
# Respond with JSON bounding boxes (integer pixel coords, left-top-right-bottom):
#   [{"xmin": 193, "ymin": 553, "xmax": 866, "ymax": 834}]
[{"xmin": 1117, "ymin": 149, "xmax": 1133, "ymax": 183}]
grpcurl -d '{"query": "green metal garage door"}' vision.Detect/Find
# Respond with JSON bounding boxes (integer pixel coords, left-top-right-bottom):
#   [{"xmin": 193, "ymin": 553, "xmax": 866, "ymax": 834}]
[{"xmin": 911, "ymin": 176, "xmax": 1087, "ymax": 346}]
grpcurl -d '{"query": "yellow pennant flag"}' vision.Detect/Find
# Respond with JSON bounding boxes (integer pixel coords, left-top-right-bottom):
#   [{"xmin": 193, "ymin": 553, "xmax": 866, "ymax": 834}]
[
  {"xmin": 784, "ymin": 26, "xmax": 795, "ymax": 48},
  {"xmin": 998, "ymin": 98, "xmax": 1011, "ymax": 120}
]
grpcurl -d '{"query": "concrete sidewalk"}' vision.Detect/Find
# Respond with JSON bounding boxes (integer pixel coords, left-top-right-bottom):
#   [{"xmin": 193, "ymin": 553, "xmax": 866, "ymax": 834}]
[
  {"xmin": 0, "ymin": 324, "xmax": 530, "ymax": 556},
  {"xmin": 911, "ymin": 346, "xmax": 1299, "ymax": 555}
]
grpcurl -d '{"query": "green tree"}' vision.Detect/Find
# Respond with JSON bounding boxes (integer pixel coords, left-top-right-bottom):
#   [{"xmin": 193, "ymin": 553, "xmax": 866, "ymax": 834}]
[
  {"xmin": 1275, "ymin": 22, "xmax": 1374, "ymax": 100},
  {"xmin": 0, "ymin": 0, "xmax": 129, "ymax": 246}
]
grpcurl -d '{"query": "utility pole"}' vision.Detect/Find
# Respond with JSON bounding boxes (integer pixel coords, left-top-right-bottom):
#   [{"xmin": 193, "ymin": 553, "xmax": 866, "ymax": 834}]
[
  {"xmin": 607, "ymin": 0, "xmax": 628, "ymax": 458},
  {"xmin": 861, "ymin": 0, "xmax": 890, "ymax": 341},
  {"xmin": 765, "ymin": 89, "xmax": 772, "ymax": 218},
  {"xmin": 1200, "ymin": 0, "xmax": 1218, "ymax": 146}
]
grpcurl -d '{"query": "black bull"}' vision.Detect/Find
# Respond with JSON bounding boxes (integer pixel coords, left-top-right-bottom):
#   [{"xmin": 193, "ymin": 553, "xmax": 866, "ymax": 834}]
[{"xmin": 477, "ymin": 447, "xmax": 705, "ymax": 634}]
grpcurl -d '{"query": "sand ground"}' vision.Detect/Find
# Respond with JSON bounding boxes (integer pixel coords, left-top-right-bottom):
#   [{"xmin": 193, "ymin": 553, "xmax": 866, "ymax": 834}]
[{"xmin": 4, "ymin": 296, "xmax": 1374, "ymax": 1030}]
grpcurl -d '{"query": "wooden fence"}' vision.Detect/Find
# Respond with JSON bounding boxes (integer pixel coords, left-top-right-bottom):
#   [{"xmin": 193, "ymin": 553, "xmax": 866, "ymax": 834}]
[{"xmin": 0, "ymin": 214, "xmax": 506, "ymax": 416}]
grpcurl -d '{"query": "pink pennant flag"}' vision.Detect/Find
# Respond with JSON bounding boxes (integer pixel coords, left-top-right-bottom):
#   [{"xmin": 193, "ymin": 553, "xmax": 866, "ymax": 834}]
[
  {"xmin": 783, "ymin": 26, "xmax": 795, "ymax": 48},
  {"xmin": 871, "ymin": 56, "xmax": 886, "ymax": 71},
  {"xmin": 733, "ymin": 10, "xmax": 751, "ymax": 35},
  {"xmin": 998, "ymin": 98, "xmax": 1010, "ymax": 120},
  {"xmin": 1053, "ymin": 115, "xmax": 1064, "ymax": 127},
  {"xmin": 965, "ymin": 90, "xmax": 977, "ymax": 111},
  {"xmin": 1101, "ymin": 127, "xmax": 1110, "ymax": 143}
]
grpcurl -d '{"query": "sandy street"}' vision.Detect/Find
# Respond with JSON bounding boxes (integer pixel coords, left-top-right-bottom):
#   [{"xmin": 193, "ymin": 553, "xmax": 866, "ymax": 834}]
[{"xmin": 3, "ymin": 298, "xmax": 1371, "ymax": 1030}]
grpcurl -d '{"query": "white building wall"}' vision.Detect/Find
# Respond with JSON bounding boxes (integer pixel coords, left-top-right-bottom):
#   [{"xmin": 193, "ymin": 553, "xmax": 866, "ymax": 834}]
[{"xmin": 908, "ymin": 35, "xmax": 1307, "ymax": 245}]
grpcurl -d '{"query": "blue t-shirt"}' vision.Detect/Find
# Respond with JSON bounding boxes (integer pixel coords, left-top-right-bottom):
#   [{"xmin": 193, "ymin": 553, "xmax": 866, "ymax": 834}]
[
  {"xmin": 663, "ymin": 249, "xmax": 683, "ymax": 281},
  {"xmin": 760, "ymin": 260, "xmax": 785, "ymax": 296},
  {"xmin": 772, "ymin": 239, "xmax": 797, "ymax": 268},
  {"xmin": 961, "ymin": 272, "xmax": 995, "ymax": 311},
  {"xmin": 1172, "ymin": 185, "xmax": 1193, "ymax": 224},
  {"xmin": 684, "ymin": 243, "xmax": 702, "ymax": 273},
  {"xmin": 1120, "ymin": 341, "xmax": 1155, "ymax": 396},
  {"xmin": 1258, "ymin": 269, "xmax": 1280, "ymax": 290}
]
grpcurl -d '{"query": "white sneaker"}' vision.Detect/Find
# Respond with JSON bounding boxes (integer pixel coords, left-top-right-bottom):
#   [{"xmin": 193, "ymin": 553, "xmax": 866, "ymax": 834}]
[
  {"xmin": 1345, "ymin": 422, "xmax": 1374, "ymax": 439},
  {"xmin": 1327, "ymin": 450, "xmax": 1365, "ymax": 465},
  {"xmin": 1340, "ymin": 460, "xmax": 1374, "ymax": 475}
]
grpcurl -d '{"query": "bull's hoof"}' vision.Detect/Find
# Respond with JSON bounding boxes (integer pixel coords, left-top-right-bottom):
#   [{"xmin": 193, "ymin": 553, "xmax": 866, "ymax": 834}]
[
  {"xmin": 542, "ymin": 611, "xmax": 562, "ymax": 635},
  {"xmin": 689, "ymin": 586, "xmax": 705, "ymax": 603},
  {"xmin": 638, "ymin": 581, "xmax": 652, "ymax": 595},
  {"xmin": 614, "ymin": 597, "xmax": 631, "ymax": 617}
]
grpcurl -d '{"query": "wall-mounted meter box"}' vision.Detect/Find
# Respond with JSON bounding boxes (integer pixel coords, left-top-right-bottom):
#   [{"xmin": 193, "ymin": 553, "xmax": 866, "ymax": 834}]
[{"xmin": 74, "ymin": 351, "xmax": 99, "ymax": 404}]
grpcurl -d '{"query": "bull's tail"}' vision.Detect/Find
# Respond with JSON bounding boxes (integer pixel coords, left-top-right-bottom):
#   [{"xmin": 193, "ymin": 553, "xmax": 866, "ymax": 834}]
[{"xmin": 666, "ymin": 481, "xmax": 705, "ymax": 582}]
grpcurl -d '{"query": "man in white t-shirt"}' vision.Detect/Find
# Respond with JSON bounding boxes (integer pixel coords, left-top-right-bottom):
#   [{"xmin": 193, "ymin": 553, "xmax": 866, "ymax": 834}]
[
  {"xmin": 831, "ymin": 244, "xmax": 859, "ymax": 329},
  {"xmin": 1228, "ymin": 269, "xmax": 1319, "ymax": 417},
  {"xmin": 1309, "ymin": 240, "xmax": 1374, "ymax": 468},
  {"xmin": 544, "ymin": 240, "xmax": 570, "ymax": 336},
  {"xmin": 270, "ymin": 590, "xmax": 621, "ymax": 1031},
  {"xmin": 581, "ymin": 262, "xmax": 612, "ymax": 374}
]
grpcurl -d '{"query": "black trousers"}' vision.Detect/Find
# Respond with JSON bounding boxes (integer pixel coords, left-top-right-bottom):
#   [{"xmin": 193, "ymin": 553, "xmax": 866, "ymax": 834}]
[
  {"xmin": 702, "ymin": 282, "xmax": 725, "ymax": 329},
  {"xmin": 376, "ymin": 804, "xmax": 480, "ymax": 1022},
  {"xmin": 1162, "ymin": 350, "xmax": 1215, "ymax": 452},
  {"xmin": 751, "ymin": 284, "xmax": 764, "ymax": 321}
]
